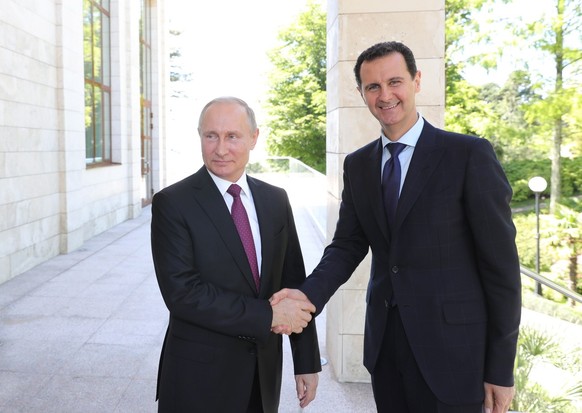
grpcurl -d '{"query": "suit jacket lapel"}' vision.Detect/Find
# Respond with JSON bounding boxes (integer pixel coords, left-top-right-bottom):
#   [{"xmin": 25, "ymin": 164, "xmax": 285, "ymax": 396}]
[
  {"xmin": 191, "ymin": 168, "xmax": 259, "ymax": 294},
  {"xmin": 248, "ymin": 177, "xmax": 274, "ymax": 298},
  {"xmin": 394, "ymin": 121, "xmax": 445, "ymax": 231}
]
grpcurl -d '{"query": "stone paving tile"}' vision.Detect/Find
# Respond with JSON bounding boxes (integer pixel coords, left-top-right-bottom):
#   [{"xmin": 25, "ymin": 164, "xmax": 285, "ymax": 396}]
[
  {"xmin": 0, "ymin": 339, "xmax": 82, "ymax": 374},
  {"xmin": 88, "ymin": 318, "xmax": 167, "ymax": 347},
  {"xmin": 0, "ymin": 315, "xmax": 106, "ymax": 343},
  {"xmin": 59, "ymin": 295, "xmax": 127, "ymax": 319},
  {"xmin": 0, "ymin": 294, "xmax": 70, "ymax": 317},
  {"xmin": 59, "ymin": 342, "xmax": 152, "ymax": 379},
  {"xmin": 113, "ymin": 378, "xmax": 158, "ymax": 413},
  {"xmin": 0, "ymin": 278, "xmax": 44, "ymax": 299},
  {"xmin": 10, "ymin": 375, "xmax": 132, "ymax": 413},
  {"xmin": 0, "ymin": 371, "xmax": 53, "ymax": 410}
]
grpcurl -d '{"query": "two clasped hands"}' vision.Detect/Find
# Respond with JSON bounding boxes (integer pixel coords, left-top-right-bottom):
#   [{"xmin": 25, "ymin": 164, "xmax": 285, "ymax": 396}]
[
  {"xmin": 270, "ymin": 288, "xmax": 319, "ymax": 408},
  {"xmin": 269, "ymin": 288, "xmax": 313, "ymax": 335}
]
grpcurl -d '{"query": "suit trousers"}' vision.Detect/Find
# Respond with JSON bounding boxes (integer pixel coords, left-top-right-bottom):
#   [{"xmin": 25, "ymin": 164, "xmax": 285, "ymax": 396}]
[{"xmin": 371, "ymin": 307, "xmax": 483, "ymax": 413}]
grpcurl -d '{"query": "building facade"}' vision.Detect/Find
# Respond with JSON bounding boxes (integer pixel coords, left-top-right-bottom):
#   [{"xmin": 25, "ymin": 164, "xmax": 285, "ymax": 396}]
[{"xmin": 0, "ymin": 0, "xmax": 168, "ymax": 284}]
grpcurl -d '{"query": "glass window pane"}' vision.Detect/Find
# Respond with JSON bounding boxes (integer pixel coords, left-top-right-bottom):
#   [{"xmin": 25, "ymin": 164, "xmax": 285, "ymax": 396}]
[
  {"xmin": 95, "ymin": 88, "xmax": 103, "ymax": 161},
  {"xmin": 85, "ymin": 83, "xmax": 95, "ymax": 161},
  {"xmin": 93, "ymin": 9, "xmax": 101, "ymax": 82},
  {"xmin": 83, "ymin": 0, "xmax": 111, "ymax": 166},
  {"xmin": 103, "ymin": 91, "xmax": 111, "ymax": 160},
  {"xmin": 140, "ymin": 0, "xmax": 145, "ymax": 39},
  {"xmin": 140, "ymin": 45, "xmax": 145, "ymax": 95},
  {"xmin": 102, "ymin": 12, "xmax": 110, "ymax": 85},
  {"xmin": 83, "ymin": 0, "xmax": 93, "ymax": 77}
]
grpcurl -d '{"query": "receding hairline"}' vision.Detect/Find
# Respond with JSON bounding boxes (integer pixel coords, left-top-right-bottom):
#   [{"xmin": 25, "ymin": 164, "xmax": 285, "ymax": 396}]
[{"xmin": 197, "ymin": 96, "xmax": 257, "ymax": 133}]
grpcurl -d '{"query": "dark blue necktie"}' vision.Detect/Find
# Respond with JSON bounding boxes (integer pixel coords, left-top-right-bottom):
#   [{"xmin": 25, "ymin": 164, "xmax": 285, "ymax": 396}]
[{"xmin": 382, "ymin": 143, "xmax": 406, "ymax": 225}]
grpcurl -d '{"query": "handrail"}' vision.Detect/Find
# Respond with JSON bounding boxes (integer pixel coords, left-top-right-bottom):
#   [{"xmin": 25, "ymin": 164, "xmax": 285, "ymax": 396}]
[{"xmin": 520, "ymin": 265, "xmax": 582, "ymax": 304}]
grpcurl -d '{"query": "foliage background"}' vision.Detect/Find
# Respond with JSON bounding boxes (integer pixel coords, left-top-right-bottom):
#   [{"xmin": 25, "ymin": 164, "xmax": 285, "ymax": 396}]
[{"xmin": 264, "ymin": 1, "xmax": 327, "ymax": 173}]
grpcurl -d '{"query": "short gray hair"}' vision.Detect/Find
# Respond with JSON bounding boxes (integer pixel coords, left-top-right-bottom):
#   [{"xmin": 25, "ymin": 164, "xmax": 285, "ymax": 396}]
[{"xmin": 197, "ymin": 96, "xmax": 257, "ymax": 133}]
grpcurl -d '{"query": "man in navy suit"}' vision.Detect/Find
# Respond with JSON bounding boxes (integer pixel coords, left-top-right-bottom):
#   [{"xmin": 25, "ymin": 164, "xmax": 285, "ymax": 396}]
[
  {"xmin": 272, "ymin": 42, "xmax": 521, "ymax": 413},
  {"xmin": 152, "ymin": 96, "xmax": 321, "ymax": 412}
]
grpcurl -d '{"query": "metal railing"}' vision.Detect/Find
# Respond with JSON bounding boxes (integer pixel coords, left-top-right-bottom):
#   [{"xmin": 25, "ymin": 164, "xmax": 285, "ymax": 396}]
[
  {"xmin": 520, "ymin": 265, "xmax": 582, "ymax": 304},
  {"xmin": 248, "ymin": 156, "xmax": 327, "ymax": 241}
]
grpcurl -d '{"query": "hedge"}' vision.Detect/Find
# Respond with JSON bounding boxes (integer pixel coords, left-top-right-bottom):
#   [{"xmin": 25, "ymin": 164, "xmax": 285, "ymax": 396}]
[{"xmin": 502, "ymin": 157, "xmax": 582, "ymax": 204}]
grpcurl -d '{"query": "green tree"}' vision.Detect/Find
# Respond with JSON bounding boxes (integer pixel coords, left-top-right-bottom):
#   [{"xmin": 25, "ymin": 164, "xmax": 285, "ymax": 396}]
[
  {"xmin": 444, "ymin": 0, "xmax": 490, "ymax": 135},
  {"xmin": 505, "ymin": 0, "xmax": 582, "ymax": 213},
  {"xmin": 545, "ymin": 200, "xmax": 582, "ymax": 305},
  {"xmin": 264, "ymin": 1, "xmax": 326, "ymax": 173},
  {"xmin": 478, "ymin": 71, "xmax": 545, "ymax": 161},
  {"xmin": 168, "ymin": 29, "xmax": 192, "ymax": 98},
  {"xmin": 447, "ymin": 0, "xmax": 582, "ymax": 213}
]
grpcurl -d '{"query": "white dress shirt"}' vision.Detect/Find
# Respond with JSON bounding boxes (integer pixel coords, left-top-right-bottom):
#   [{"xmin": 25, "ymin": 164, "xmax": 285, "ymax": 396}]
[
  {"xmin": 380, "ymin": 114, "xmax": 424, "ymax": 196},
  {"xmin": 207, "ymin": 170, "xmax": 262, "ymax": 276}
]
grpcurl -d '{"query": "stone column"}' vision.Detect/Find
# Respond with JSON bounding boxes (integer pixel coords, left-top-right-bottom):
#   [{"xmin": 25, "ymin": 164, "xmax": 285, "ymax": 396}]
[
  {"xmin": 325, "ymin": 0, "xmax": 445, "ymax": 382},
  {"xmin": 57, "ymin": 0, "xmax": 86, "ymax": 253}
]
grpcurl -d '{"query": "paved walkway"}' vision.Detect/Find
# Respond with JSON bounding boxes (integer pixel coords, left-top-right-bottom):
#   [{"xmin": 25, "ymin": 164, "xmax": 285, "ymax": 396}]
[{"xmin": 0, "ymin": 200, "xmax": 375, "ymax": 412}]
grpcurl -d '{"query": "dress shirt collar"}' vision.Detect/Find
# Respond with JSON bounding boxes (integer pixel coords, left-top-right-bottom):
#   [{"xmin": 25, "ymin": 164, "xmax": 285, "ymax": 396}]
[
  {"xmin": 381, "ymin": 113, "xmax": 424, "ymax": 149},
  {"xmin": 206, "ymin": 169, "xmax": 253, "ymax": 199}
]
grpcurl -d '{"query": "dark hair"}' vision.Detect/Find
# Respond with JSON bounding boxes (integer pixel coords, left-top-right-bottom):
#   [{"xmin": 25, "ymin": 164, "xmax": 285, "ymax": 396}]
[{"xmin": 354, "ymin": 41, "xmax": 418, "ymax": 88}]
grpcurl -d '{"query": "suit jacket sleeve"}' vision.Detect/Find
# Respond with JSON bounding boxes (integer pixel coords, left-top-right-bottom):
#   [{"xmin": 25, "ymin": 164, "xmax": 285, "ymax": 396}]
[
  {"xmin": 464, "ymin": 138, "xmax": 521, "ymax": 386},
  {"xmin": 301, "ymin": 153, "xmax": 371, "ymax": 315},
  {"xmin": 278, "ymin": 194, "xmax": 321, "ymax": 374}
]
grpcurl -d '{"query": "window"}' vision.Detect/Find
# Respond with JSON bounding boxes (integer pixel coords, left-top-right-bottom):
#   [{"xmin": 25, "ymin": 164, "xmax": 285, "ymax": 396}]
[
  {"xmin": 140, "ymin": 0, "xmax": 154, "ymax": 203},
  {"xmin": 84, "ymin": 0, "xmax": 111, "ymax": 165}
]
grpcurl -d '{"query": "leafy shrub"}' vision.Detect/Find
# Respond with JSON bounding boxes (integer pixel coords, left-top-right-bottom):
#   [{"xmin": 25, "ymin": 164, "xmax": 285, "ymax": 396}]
[
  {"xmin": 512, "ymin": 325, "xmax": 582, "ymax": 413},
  {"xmin": 502, "ymin": 157, "xmax": 582, "ymax": 204}
]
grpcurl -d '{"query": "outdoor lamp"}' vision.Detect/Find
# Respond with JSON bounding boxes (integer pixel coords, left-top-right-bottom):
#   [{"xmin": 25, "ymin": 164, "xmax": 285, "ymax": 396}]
[
  {"xmin": 528, "ymin": 176, "xmax": 547, "ymax": 295},
  {"xmin": 528, "ymin": 176, "xmax": 548, "ymax": 194}
]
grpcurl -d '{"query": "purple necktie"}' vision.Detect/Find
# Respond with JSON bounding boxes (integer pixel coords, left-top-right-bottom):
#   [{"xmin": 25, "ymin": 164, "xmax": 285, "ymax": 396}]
[
  {"xmin": 382, "ymin": 143, "xmax": 406, "ymax": 225},
  {"xmin": 227, "ymin": 184, "xmax": 260, "ymax": 292}
]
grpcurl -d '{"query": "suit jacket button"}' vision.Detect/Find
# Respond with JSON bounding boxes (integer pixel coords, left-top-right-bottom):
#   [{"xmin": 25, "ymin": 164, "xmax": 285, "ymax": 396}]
[{"xmin": 391, "ymin": 266, "xmax": 399, "ymax": 274}]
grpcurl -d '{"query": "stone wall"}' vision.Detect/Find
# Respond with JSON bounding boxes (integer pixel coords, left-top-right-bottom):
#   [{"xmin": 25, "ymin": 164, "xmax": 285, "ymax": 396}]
[{"xmin": 0, "ymin": 0, "xmax": 167, "ymax": 284}]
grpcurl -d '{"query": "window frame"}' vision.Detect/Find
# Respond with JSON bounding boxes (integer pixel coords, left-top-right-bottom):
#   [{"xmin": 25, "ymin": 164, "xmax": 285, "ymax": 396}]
[{"xmin": 84, "ymin": 0, "xmax": 112, "ymax": 167}]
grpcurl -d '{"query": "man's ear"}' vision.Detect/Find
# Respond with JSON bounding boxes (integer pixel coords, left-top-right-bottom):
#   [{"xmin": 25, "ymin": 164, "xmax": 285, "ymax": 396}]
[
  {"xmin": 357, "ymin": 86, "xmax": 365, "ymax": 103},
  {"xmin": 250, "ymin": 128, "xmax": 259, "ymax": 149},
  {"xmin": 414, "ymin": 70, "xmax": 422, "ymax": 93}
]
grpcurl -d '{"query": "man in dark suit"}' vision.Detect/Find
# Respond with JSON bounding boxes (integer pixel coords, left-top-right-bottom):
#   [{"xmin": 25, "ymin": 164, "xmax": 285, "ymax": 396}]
[
  {"xmin": 151, "ymin": 96, "xmax": 321, "ymax": 412},
  {"xmin": 271, "ymin": 42, "xmax": 521, "ymax": 413}
]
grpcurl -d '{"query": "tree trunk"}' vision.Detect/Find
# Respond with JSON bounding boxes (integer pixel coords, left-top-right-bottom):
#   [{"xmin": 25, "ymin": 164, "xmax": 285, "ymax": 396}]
[
  {"xmin": 549, "ymin": 0, "xmax": 565, "ymax": 215},
  {"xmin": 568, "ymin": 254, "xmax": 578, "ymax": 307},
  {"xmin": 550, "ymin": 120, "xmax": 562, "ymax": 214}
]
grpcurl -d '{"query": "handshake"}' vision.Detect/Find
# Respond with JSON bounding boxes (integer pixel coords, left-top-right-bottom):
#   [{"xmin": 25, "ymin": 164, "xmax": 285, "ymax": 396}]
[{"xmin": 269, "ymin": 289, "xmax": 315, "ymax": 335}]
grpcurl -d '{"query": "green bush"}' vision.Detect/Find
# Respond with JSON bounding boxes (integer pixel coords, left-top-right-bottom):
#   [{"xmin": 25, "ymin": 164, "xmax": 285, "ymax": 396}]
[
  {"xmin": 502, "ymin": 157, "xmax": 582, "ymax": 204},
  {"xmin": 513, "ymin": 202, "xmax": 582, "ymax": 309},
  {"xmin": 513, "ymin": 213, "xmax": 537, "ymax": 269},
  {"xmin": 512, "ymin": 325, "xmax": 582, "ymax": 413}
]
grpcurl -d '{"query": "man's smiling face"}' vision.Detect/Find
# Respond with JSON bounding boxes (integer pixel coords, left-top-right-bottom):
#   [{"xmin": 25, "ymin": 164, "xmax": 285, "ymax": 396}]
[{"xmin": 358, "ymin": 52, "xmax": 421, "ymax": 141}]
